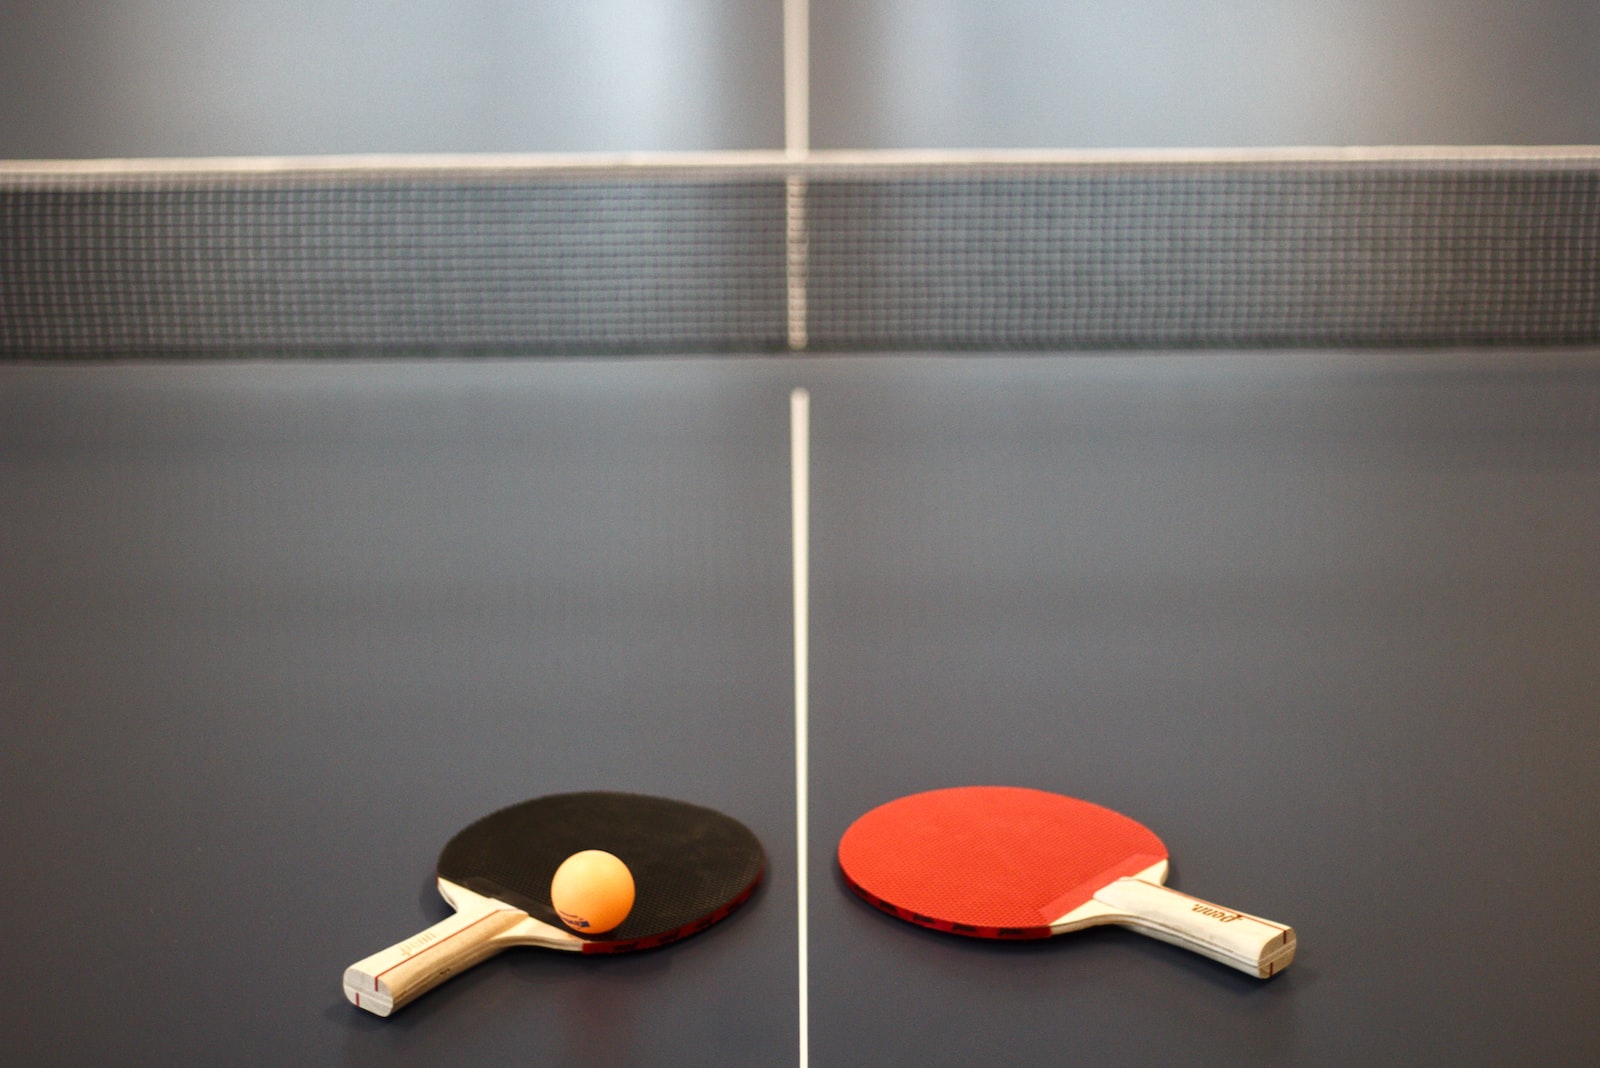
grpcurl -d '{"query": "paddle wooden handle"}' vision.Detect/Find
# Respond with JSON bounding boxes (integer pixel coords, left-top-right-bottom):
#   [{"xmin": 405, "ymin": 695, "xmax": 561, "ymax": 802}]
[
  {"xmin": 1094, "ymin": 877, "xmax": 1297, "ymax": 978},
  {"xmin": 343, "ymin": 900, "xmax": 528, "ymax": 1017}
]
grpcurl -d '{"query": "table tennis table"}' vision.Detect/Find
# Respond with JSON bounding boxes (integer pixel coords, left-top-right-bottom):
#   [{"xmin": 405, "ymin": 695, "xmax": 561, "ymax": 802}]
[{"xmin": 3, "ymin": 152, "xmax": 1599, "ymax": 1065}]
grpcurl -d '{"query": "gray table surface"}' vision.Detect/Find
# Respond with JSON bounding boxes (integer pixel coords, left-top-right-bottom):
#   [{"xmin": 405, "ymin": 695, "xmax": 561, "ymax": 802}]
[
  {"xmin": 4, "ymin": 350, "xmax": 1598, "ymax": 1065},
  {"xmin": 7, "ymin": 2, "xmax": 1600, "ymax": 157}
]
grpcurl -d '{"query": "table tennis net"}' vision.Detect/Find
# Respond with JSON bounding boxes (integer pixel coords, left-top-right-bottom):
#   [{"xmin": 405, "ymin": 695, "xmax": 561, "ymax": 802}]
[{"xmin": 3, "ymin": 152, "xmax": 1598, "ymax": 356}]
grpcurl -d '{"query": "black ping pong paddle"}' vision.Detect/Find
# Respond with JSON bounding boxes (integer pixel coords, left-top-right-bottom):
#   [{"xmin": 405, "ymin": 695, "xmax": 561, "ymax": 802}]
[{"xmin": 343, "ymin": 791, "xmax": 765, "ymax": 1016}]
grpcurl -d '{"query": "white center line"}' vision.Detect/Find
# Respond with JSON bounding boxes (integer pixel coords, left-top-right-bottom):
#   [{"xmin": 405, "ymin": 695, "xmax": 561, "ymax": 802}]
[
  {"xmin": 784, "ymin": 0, "xmax": 810, "ymax": 351},
  {"xmin": 787, "ymin": 6, "xmax": 813, "ymax": 1058},
  {"xmin": 790, "ymin": 387, "xmax": 811, "ymax": 1068},
  {"xmin": 784, "ymin": 0, "xmax": 809, "ymax": 160}
]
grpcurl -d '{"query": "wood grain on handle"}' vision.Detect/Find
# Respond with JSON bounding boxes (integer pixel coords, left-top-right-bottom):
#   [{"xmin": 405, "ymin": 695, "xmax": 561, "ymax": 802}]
[
  {"xmin": 343, "ymin": 898, "xmax": 529, "ymax": 1017},
  {"xmin": 1055, "ymin": 877, "xmax": 1296, "ymax": 978}
]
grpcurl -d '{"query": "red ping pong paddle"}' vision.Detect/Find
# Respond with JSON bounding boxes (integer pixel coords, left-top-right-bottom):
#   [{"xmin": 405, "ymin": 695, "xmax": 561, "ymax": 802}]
[
  {"xmin": 838, "ymin": 786, "xmax": 1295, "ymax": 978},
  {"xmin": 343, "ymin": 791, "xmax": 765, "ymax": 1016}
]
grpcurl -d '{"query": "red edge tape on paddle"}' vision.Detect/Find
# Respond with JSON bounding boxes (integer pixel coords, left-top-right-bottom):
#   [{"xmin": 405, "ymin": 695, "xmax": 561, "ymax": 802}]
[{"xmin": 579, "ymin": 870, "xmax": 763, "ymax": 954}]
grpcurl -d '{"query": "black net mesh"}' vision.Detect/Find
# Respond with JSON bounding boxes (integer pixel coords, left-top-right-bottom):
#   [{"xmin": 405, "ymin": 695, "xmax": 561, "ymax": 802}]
[
  {"xmin": 803, "ymin": 160, "xmax": 1600, "ymax": 349},
  {"xmin": 1, "ymin": 168, "xmax": 788, "ymax": 355},
  {"xmin": 3, "ymin": 153, "xmax": 1598, "ymax": 356}
]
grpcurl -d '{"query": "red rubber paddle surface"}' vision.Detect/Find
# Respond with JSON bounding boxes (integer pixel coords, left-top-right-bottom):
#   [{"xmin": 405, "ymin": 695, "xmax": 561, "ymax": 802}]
[{"xmin": 838, "ymin": 786, "xmax": 1168, "ymax": 939}]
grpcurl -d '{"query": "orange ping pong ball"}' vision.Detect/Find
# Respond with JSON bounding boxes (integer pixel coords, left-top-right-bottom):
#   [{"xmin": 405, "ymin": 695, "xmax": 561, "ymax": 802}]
[{"xmin": 551, "ymin": 849, "xmax": 635, "ymax": 934}]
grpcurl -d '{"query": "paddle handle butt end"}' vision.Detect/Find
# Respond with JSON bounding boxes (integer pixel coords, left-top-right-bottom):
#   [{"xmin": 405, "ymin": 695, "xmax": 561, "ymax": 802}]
[{"xmin": 1082, "ymin": 877, "xmax": 1297, "ymax": 978}]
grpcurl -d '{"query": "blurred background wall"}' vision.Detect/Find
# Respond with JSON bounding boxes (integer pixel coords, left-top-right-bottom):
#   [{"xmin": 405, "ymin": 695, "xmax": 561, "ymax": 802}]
[{"xmin": 1, "ymin": 0, "xmax": 1598, "ymax": 158}]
